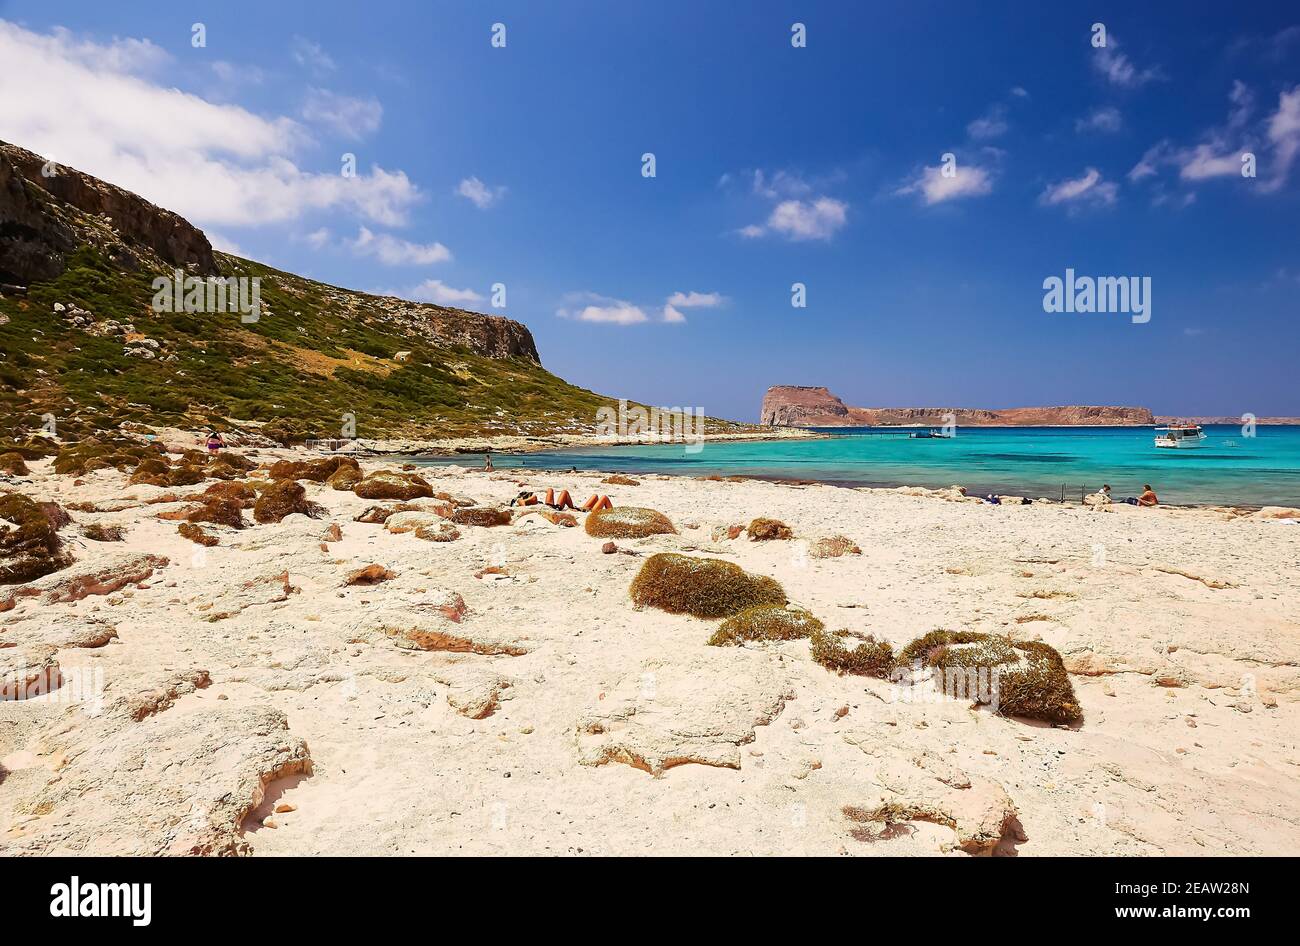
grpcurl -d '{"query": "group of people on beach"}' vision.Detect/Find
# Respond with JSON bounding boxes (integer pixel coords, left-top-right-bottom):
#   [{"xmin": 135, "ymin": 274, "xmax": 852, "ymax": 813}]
[{"xmin": 1092, "ymin": 483, "xmax": 1159, "ymax": 510}]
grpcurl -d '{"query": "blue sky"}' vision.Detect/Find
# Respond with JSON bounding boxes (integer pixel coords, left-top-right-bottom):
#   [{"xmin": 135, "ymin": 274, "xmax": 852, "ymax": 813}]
[{"xmin": 1, "ymin": 1, "xmax": 1298, "ymax": 419}]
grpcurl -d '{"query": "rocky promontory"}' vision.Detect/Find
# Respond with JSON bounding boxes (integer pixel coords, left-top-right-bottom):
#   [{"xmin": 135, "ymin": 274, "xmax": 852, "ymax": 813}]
[{"xmin": 761, "ymin": 385, "xmax": 1156, "ymax": 427}]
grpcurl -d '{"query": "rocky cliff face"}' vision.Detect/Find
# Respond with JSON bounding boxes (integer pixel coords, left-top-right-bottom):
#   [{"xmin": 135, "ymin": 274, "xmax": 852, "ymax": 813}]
[
  {"xmin": 0, "ymin": 140, "xmax": 216, "ymax": 284},
  {"xmin": 0, "ymin": 138, "xmax": 540, "ymax": 364},
  {"xmin": 761, "ymin": 385, "xmax": 1155, "ymax": 426}
]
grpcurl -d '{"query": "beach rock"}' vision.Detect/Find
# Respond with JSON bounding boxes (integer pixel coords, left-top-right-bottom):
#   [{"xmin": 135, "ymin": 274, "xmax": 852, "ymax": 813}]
[
  {"xmin": 345, "ymin": 564, "xmax": 396, "ymax": 586},
  {"xmin": 197, "ymin": 569, "xmax": 294, "ymax": 621},
  {"xmin": 1, "ymin": 551, "xmax": 167, "ymax": 612},
  {"xmin": 414, "ymin": 522, "xmax": 460, "ymax": 542},
  {"xmin": 322, "ymin": 523, "xmax": 342, "ymax": 542},
  {"xmin": 6, "ymin": 705, "xmax": 311, "ymax": 856},
  {"xmin": 843, "ymin": 754, "xmax": 1025, "ymax": 856},
  {"xmin": 111, "ymin": 669, "xmax": 211, "ymax": 722},
  {"xmin": 515, "ymin": 508, "xmax": 577, "ymax": 527},
  {"xmin": 365, "ymin": 603, "xmax": 533, "ymax": 656},
  {"xmin": 1249, "ymin": 506, "xmax": 1300, "ymax": 520},
  {"xmin": 0, "ymin": 644, "xmax": 61, "ymax": 701},
  {"xmin": 575, "ymin": 652, "xmax": 794, "ymax": 777},
  {"xmin": 385, "ymin": 510, "xmax": 453, "ymax": 534},
  {"xmin": 435, "ymin": 667, "xmax": 515, "ymax": 719}
]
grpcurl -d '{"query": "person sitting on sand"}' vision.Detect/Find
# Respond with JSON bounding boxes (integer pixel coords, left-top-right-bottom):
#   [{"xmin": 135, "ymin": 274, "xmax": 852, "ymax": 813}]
[
  {"xmin": 1137, "ymin": 484, "xmax": 1159, "ymax": 507},
  {"xmin": 205, "ymin": 431, "xmax": 225, "ymax": 454},
  {"xmin": 1087, "ymin": 484, "xmax": 1113, "ymax": 512}
]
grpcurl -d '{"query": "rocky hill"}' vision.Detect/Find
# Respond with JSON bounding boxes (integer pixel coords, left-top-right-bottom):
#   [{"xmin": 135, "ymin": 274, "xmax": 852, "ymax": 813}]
[
  {"xmin": 0, "ymin": 139, "xmax": 704, "ymax": 444},
  {"xmin": 761, "ymin": 385, "xmax": 1155, "ymax": 427}
]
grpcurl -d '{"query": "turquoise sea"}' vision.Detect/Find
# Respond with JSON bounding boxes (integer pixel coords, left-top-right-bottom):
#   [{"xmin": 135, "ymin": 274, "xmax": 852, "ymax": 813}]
[{"xmin": 414, "ymin": 425, "xmax": 1300, "ymax": 508}]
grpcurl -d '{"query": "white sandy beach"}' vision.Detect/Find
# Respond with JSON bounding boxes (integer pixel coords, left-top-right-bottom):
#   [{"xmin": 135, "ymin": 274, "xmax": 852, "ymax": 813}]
[{"xmin": 2, "ymin": 449, "xmax": 1298, "ymax": 856}]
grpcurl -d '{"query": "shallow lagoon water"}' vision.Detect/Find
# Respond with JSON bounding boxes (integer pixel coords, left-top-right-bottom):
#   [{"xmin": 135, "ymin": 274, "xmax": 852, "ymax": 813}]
[{"xmin": 413, "ymin": 425, "xmax": 1300, "ymax": 507}]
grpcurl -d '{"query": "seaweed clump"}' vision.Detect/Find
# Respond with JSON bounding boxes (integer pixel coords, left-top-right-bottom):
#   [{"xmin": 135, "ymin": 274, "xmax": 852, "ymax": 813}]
[
  {"xmin": 177, "ymin": 522, "xmax": 218, "ymax": 546},
  {"xmin": 584, "ymin": 506, "xmax": 676, "ymax": 539},
  {"xmin": 353, "ymin": 470, "xmax": 434, "ymax": 501},
  {"xmin": 630, "ymin": 553, "xmax": 785, "ymax": 619},
  {"xmin": 747, "ymin": 517, "xmax": 793, "ymax": 541},
  {"xmin": 897, "ymin": 629, "xmax": 1082, "ymax": 724},
  {"xmin": 0, "ymin": 494, "xmax": 73, "ymax": 584},
  {"xmin": 0, "ymin": 453, "xmax": 30, "ymax": 476},
  {"xmin": 269, "ymin": 456, "xmax": 359, "ymax": 483},
  {"xmin": 810, "ymin": 629, "xmax": 896, "ymax": 677},
  {"xmin": 709, "ymin": 604, "xmax": 823, "ymax": 646},
  {"xmin": 253, "ymin": 481, "xmax": 311, "ymax": 524},
  {"xmin": 185, "ymin": 498, "xmax": 246, "ymax": 529},
  {"xmin": 450, "ymin": 506, "xmax": 513, "ymax": 527}
]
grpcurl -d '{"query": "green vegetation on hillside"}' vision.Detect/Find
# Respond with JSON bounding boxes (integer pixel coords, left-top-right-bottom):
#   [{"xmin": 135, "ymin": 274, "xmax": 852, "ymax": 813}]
[{"xmin": 0, "ymin": 247, "xmax": 655, "ymax": 443}]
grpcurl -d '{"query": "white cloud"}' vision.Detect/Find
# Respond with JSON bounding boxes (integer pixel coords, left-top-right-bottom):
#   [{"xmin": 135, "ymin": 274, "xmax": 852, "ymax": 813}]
[
  {"xmin": 1076, "ymin": 106, "xmax": 1122, "ymax": 134},
  {"xmin": 967, "ymin": 105, "xmax": 1008, "ymax": 140},
  {"xmin": 897, "ymin": 163, "xmax": 993, "ymax": 205},
  {"xmin": 1127, "ymin": 85, "xmax": 1300, "ymax": 195},
  {"xmin": 350, "ymin": 226, "xmax": 451, "ymax": 265},
  {"xmin": 1092, "ymin": 36, "xmax": 1164, "ymax": 88},
  {"xmin": 305, "ymin": 227, "xmax": 331, "ymax": 249},
  {"xmin": 1177, "ymin": 143, "xmax": 1242, "ymax": 181},
  {"xmin": 666, "ymin": 291, "xmax": 723, "ymax": 308},
  {"xmin": 384, "ymin": 280, "xmax": 484, "ymax": 306},
  {"xmin": 0, "ymin": 22, "xmax": 421, "ymax": 228},
  {"xmin": 456, "ymin": 176, "xmax": 506, "ymax": 209},
  {"xmin": 1010, "ymin": 86, "xmax": 1030, "ymax": 99},
  {"xmin": 301, "ymin": 88, "xmax": 382, "ymax": 139},
  {"xmin": 1038, "ymin": 167, "xmax": 1118, "ymax": 208},
  {"xmin": 1263, "ymin": 86, "xmax": 1300, "ymax": 193},
  {"xmin": 763, "ymin": 197, "xmax": 848, "ymax": 241},
  {"xmin": 557, "ymin": 293, "xmax": 648, "ymax": 325},
  {"xmin": 662, "ymin": 290, "xmax": 723, "ymax": 323},
  {"xmin": 291, "ymin": 36, "xmax": 335, "ymax": 75},
  {"xmin": 751, "ymin": 169, "xmax": 814, "ymax": 199},
  {"xmin": 735, "ymin": 169, "xmax": 848, "ymax": 241}
]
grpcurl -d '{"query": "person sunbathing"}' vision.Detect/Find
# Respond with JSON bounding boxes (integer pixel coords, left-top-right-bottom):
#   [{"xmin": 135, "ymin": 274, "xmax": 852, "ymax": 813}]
[
  {"xmin": 509, "ymin": 488, "xmax": 612, "ymax": 511},
  {"xmin": 1137, "ymin": 484, "xmax": 1159, "ymax": 507}
]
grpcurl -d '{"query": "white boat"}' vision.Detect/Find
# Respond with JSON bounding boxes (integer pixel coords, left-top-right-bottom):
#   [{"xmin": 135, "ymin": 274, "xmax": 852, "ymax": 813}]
[{"xmin": 1154, "ymin": 425, "xmax": 1206, "ymax": 449}]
